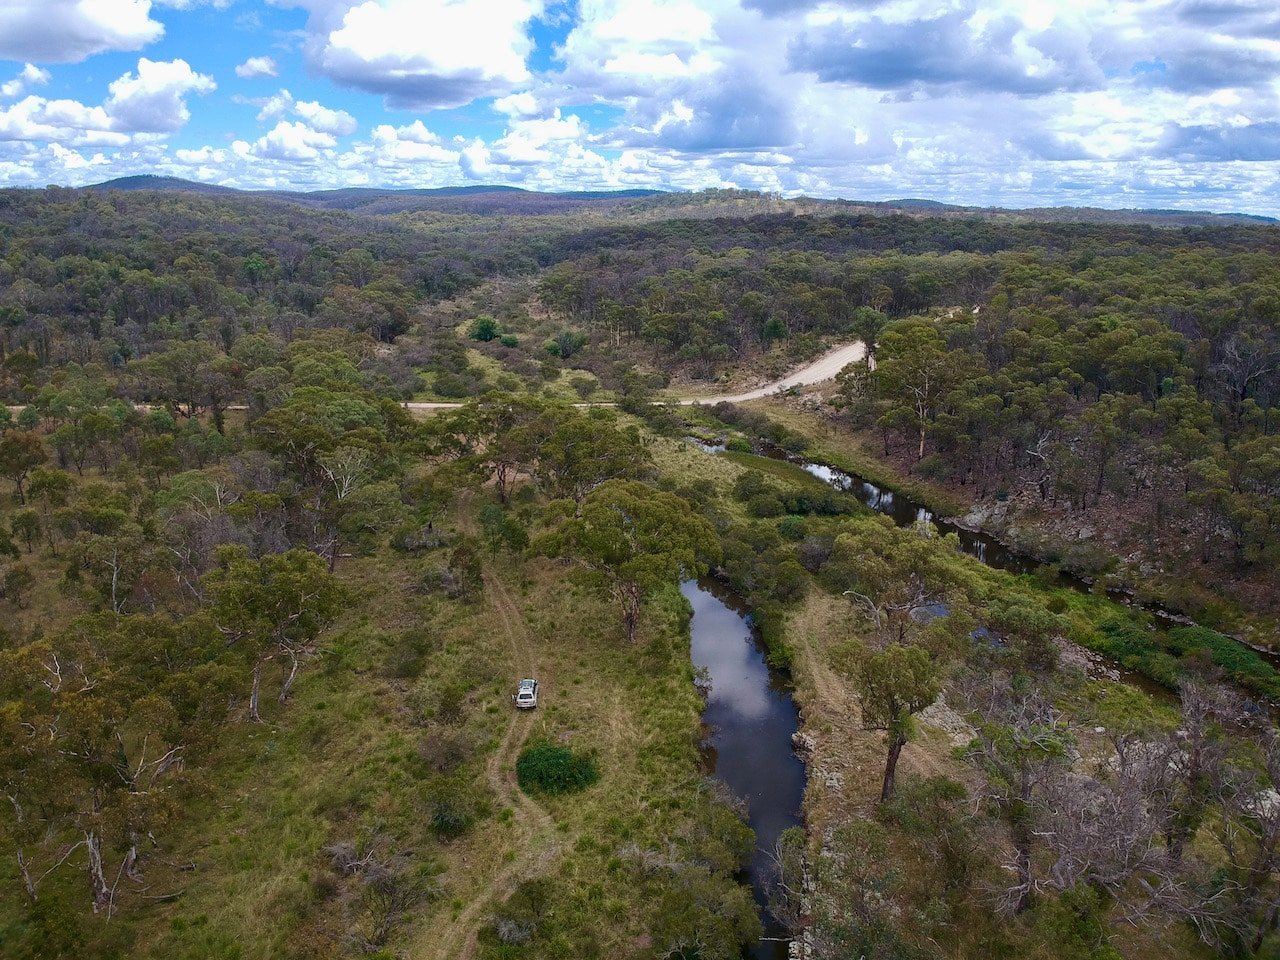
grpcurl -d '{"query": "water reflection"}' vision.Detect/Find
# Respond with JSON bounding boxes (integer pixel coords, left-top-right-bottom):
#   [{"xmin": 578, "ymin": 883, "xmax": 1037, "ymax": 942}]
[
  {"xmin": 757, "ymin": 443, "xmax": 1280, "ymax": 671},
  {"xmin": 684, "ymin": 579, "xmax": 805, "ymax": 960}
]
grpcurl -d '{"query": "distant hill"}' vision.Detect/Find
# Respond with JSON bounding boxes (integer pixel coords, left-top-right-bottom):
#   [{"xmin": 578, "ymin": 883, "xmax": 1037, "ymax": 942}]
[
  {"xmin": 77, "ymin": 176, "xmax": 1275, "ymax": 226},
  {"xmin": 829, "ymin": 196, "xmax": 1278, "ymax": 226},
  {"xmin": 83, "ymin": 176, "xmax": 666, "ymax": 215},
  {"xmin": 84, "ymin": 174, "xmax": 241, "ymax": 195}
]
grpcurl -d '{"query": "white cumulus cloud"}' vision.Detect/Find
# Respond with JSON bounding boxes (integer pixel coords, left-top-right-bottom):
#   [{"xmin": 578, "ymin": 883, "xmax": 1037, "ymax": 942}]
[
  {"xmin": 294, "ymin": 99, "xmax": 358, "ymax": 136},
  {"xmin": 0, "ymin": 0, "xmax": 164, "ymax": 63},
  {"xmin": 103, "ymin": 58, "xmax": 216, "ymax": 133},
  {"xmin": 238, "ymin": 120, "xmax": 337, "ymax": 161},
  {"xmin": 235, "ymin": 56, "xmax": 279, "ymax": 79},
  {"xmin": 0, "ymin": 58, "xmax": 213, "ymax": 146},
  {"xmin": 243, "ymin": 89, "xmax": 358, "ymax": 136},
  {"xmin": 288, "ymin": 0, "xmax": 543, "ymax": 109},
  {"xmin": 1, "ymin": 64, "xmax": 52, "ymax": 100}
]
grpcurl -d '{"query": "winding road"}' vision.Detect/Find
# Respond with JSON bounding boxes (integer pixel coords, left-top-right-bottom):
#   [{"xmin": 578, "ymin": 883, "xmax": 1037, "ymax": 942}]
[{"xmin": 402, "ymin": 340, "xmax": 867, "ymax": 412}]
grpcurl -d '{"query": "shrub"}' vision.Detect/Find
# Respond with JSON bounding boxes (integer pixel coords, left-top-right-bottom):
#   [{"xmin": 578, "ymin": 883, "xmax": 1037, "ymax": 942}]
[
  {"xmin": 1166, "ymin": 626, "xmax": 1280, "ymax": 699},
  {"xmin": 747, "ymin": 493, "xmax": 785, "ymax": 518},
  {"xmin": 732, "ymin": 469, "xmax": 771, "ymax": 501},
  {"xmin": 516, "ymin": 742, "xmax": 599, "ymax": 795},
  {"xmin": 419, "ymin": 729, "xmax": 472, "ymax": 774},
  {"xmin": 423, "ymin": 776, "xmax": 477, "ymax": 838},
  {"xmin": 468, "ymin": 315, "xmax": 499, "ymax": 342},
  {"xmin": 1029, "ymin": 884, "xmax": 1122, "ymax": 960},
  {"xmin": 498, "ymin": 334, "xmax": 520, "ymax": 348},
  {"xmin": 486, "ymin": 878, "xmax": 554, "ymax": 948},
  {"xmin": 778, "ymin": 515, "xmax": 807, "ymax": 541},
  {"xmin": 914, "ymin": 454, "xmax": 949, "ymax": 480}
]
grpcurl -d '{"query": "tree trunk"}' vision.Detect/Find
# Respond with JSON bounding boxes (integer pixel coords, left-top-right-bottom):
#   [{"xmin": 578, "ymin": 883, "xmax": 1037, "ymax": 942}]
[
  {"xmin": 86, "ymin": 831, "xmax": 110, "ymax": 914},
  {"xmin": 249, "ymin": 660, "xmax": 263, "ymax": 722},
  {"xmin": 495, "ymin": 463, "xmax": 511, "ymax": 505},
  {"xmin": 279, "ymin": 653, "xmax": 301, "ymax": 703},
  {"xmin": 1252, "ymin": 897, "xmax": 1279, "ymax": 954},
  {"xmin": 1012, "ymin": 819, "xmax": 1034, "ymax": 914},
  {"xmin": 17, "ymin": 848, "xmax": 36, "ymax": 902},
  {"xmin": 620, "ymin": 582, "xmax": 642, "ymax": 644},
  {"xmin": 1012, "ymin": 762, "xmax": 1035, "ymax": 914},
  {"xmin": 123, "ymin": 837, "xmax": 141, "ymax": 882},
  {"xmin": 881, "ymin": 734, "xmax": 905, "ymax": 802}
]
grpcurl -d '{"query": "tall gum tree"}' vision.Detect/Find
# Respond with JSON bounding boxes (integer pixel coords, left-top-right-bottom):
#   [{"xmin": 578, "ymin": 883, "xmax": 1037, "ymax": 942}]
[{"xmin": 538, "ymin": 480, "xmax": 719, "ymax": 643}]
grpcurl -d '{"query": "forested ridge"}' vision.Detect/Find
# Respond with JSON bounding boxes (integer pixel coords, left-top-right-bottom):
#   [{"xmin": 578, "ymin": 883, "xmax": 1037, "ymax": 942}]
[{"xmin": 0, "ymin": 185, "xmax": 1278, "ymax": 960}]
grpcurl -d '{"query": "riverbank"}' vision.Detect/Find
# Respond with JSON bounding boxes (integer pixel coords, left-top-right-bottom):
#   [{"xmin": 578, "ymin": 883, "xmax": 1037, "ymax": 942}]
[
  {"xmin": 736, "ymin": 400, "xmax": 1280, "ymax": 659},
  {"xmin": 685, "ymin": 578, "xmax": 805, "ymax": 960}
]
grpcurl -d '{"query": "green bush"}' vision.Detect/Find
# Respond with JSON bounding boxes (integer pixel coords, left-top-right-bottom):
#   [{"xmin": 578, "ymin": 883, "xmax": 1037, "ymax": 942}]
[
  {"xmin": 468, "ymin": 315, "xmax": 499, "ymax": 341},
  {"xmin": 516, "ymin": 742, "xmax": 599, "ymax": 795},
  {"xmin": 1029, "ymin": 884, "xmax": 1122, "ymax": 960},
  {"xmin": 423, "ymin": 776, "xmax": 477, "ymax": 838},
  {"xmin": 778, "ymin": 515, "xmax": 807, "ymax": 541},
  {"xmin": 747, "ymin": 493, "xmax": 785, "ymax": 518}
]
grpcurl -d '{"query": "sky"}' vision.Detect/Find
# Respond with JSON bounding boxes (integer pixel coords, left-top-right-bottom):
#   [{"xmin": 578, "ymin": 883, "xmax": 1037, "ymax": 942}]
[{"xmin": 3, "ymin": 0, "xmax": 1280, "ymax": 212}]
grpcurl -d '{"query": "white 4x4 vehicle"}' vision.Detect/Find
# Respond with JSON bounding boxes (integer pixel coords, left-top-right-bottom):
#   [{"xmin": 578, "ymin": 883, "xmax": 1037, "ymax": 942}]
[{"xmin": 513, "ymin": 678, "xmax": 539, "ymax": 709}]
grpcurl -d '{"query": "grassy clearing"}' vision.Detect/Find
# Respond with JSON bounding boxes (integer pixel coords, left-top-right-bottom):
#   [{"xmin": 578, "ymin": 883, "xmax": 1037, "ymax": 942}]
[
  {"xmin": 718, "ymin": 449, "xmax": 853, "ymax": 496},
  {"xmin": 2, "ymin": 482, "xmax": 749, "ymax": 960}
]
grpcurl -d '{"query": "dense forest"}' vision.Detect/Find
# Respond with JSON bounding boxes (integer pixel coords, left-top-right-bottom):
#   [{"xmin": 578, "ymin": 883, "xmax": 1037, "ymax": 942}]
[{"xmin": 0, "ymin": 184, "xmax": 1277, "ymax": 960}]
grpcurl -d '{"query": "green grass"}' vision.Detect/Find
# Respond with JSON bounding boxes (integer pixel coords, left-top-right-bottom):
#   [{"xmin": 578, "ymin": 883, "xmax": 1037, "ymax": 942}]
[
  {"xmin": 719, "ymin": 449, "xmax": 851, "ymax": 495},
  {"xmin": 2, "ymin": 501, "xmax": 756, "ymax": 960}
]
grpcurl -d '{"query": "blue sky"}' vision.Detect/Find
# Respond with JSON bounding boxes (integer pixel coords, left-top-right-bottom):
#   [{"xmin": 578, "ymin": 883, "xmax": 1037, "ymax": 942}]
[{"xmin": 3, "ymin": 0, "xmax": 1280, "ymax": 212}]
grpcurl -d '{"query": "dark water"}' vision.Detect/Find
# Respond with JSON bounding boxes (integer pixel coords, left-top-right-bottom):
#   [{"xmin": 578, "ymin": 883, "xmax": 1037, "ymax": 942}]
[{"xmin": 684, "ymin": 578, "xmax": 805, "ymax": 960}]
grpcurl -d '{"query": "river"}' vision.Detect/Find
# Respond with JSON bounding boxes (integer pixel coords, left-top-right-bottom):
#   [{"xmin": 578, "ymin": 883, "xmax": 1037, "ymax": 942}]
[
  {"xmin": 682, "ymin": 436, "xmax": 1274, "ymax": 956},
  {"xmin": 684, "ymin": 578, "xmax": 806, "ymax": 960},
  {"xmin": 756, "ymin": 445, "xmax": 1280, "ymax": 673}
]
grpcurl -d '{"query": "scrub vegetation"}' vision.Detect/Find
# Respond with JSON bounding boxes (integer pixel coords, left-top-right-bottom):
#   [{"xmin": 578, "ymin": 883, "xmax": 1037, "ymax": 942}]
[{"xmin": 0, "ymin": 184, "xmax": 1277, "ymax": 960}]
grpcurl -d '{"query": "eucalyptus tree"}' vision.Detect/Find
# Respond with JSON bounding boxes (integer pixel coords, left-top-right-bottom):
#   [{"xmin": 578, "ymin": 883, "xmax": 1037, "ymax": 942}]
[
  {"xmin": 539, "ymin": 480, "xmax": 719, "ymax": 643},
  {"xmin": 853, "ymin": 644, "xmax": 941, "ymax": 802},
  {"xmin": 204, "ymin": 546, "xmax": 344, "ymax": 720}
]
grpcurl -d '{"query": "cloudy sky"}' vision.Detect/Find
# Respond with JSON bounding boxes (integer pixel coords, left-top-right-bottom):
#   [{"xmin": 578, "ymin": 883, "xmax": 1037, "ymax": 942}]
[{"xmin": 2, "ymin": 0, "xmax": 1280, "ymax": 211}]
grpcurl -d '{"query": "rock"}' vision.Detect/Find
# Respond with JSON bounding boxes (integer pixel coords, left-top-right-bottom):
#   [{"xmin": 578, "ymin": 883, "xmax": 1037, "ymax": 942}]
[
  {"xmin": 792, "ymin": 731, "xmax": 816, "ymax": 755},
  {"xmin": 1056, "ymin": 637, "xmax": 1122, "ymax": 682},
  {"xmin": 919, "ymin": 697, "xmax": 975, "ymax": 747}
]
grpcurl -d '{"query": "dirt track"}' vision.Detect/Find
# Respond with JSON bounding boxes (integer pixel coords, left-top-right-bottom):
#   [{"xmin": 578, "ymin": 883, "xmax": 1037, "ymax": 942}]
[
  {"xmin": 678, "ymin": 340, "xmax": 867, "ymax": 405},
  {"xmin": 428, "ymin": 505, "xmax": 560, "ymax": 960},
  {"xmin": 402, "ymin": 340, "xmax": 867, "ymax": 412}
]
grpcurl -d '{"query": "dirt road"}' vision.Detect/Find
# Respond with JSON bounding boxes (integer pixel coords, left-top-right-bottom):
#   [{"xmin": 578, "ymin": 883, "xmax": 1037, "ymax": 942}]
[
  {"xmin": 9, "ymin": 341, "xmax": 866, "ymax": 418},
  {"xmin": 402, "ymin": 340, "xmax": 867, "ymax": 412},
  {"xmin": 676, "ymin": 340, "xmax": 866, "ymax": 405}
]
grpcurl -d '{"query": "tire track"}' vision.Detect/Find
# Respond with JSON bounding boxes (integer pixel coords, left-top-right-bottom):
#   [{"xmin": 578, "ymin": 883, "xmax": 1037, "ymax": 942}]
[{"xmin": 428, "ymin": 537, "xmax": 558, "ymax": 960}]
